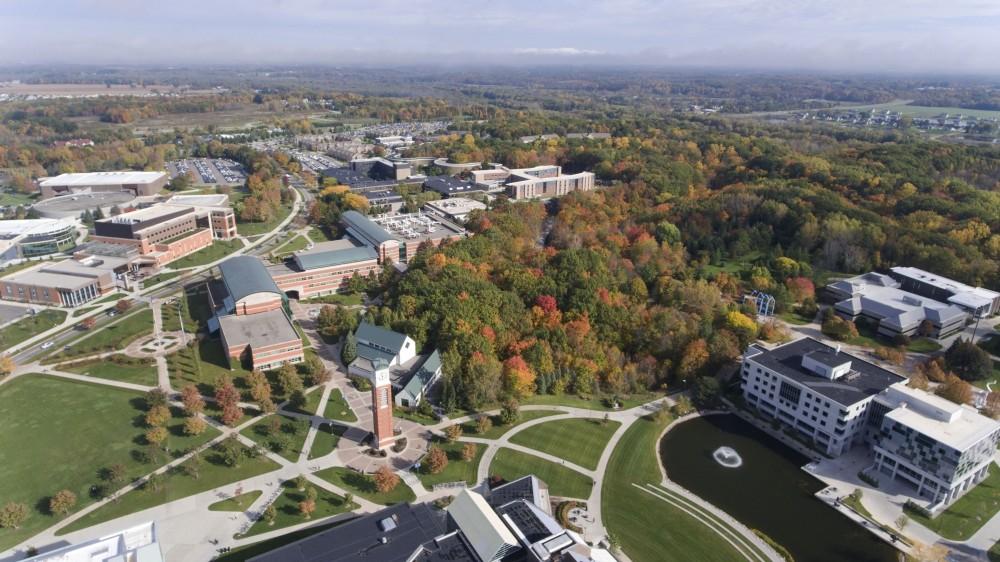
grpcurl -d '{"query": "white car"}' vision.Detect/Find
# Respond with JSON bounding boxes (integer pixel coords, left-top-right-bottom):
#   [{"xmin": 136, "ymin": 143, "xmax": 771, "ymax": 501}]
[
  {"xmin": 40, "ymin": 341, "xmax": 55, "ymax": 350},
  {"xmin": 308, "ymin": 309, "xmax": 320, "ymax": 319}
]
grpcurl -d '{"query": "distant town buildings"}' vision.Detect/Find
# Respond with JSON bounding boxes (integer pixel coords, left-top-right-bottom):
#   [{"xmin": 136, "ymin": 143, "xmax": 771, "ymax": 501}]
[
  {"xmin": 38, "ymin": 171, "xmax": 168, "ymax": 199},
  {"xmin": 742, "ymin": 338, "xmax": 1000, "ymax": 512},
  {"xmin": 889, "ymin": 266, "xmax": 1000, "ymax": 319},
  {"xmin": 209, "ymin": 255, "xmax": 303, "ymax": 371},
  {"xmin": 247, "ymin": 475, "xmax": 616, "ymax": 562}
]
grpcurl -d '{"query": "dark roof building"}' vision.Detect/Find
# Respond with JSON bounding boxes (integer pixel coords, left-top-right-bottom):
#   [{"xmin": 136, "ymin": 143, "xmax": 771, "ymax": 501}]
[
  {"xmin": 217, "ymin": 255, "xmax": 282, "ymax": 307},
  {"xmin": 422, "ymin": 175, "xmax": 485, "ymax": 197},
  {"xmin": 247, "ymin": 503, "xmax": 448, "ymax": 562}
]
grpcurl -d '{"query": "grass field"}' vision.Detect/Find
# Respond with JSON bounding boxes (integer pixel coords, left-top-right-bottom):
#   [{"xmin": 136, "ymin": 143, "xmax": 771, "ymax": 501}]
[
  {"xmin": 853, "ymin": 102, "xmax": 1000, "ymax": 120},
  {"xmin": 273, "ymin": 235, "xmax": 308, "ymax": 257},
  {"xmin": 509, "ymin": 418, "xmax": 620, "ymax": 471},
  {"xmin": 602, "ymin": 414, "xmax": 746, "ymax": 562},
  {"xmin": 209, "ymin": 490, "xmax": 262, "ymax": 512},
  {"xmin": 62, "ymin": 356, "xmax": 159, "ymax": 386},
  {"xmin": 907, "ymin": 338, "xmax": 942, "ymax": 353},
  {"xmin": 393, "ymin": 407, "xmax": 439, "ymax": 426},
  {"xmin": 237, "ymin": 203, "xmax": 295, "ymax": 237},
  {"xmin": 168, "ymin": 240, "xmax": 243, "ymax": 269},
  {"xmin": 314, "ymin": 467, "xmax": 416, "ymax": 505},
  {"xmin": 168, "ymin": 337, "xmax": 253, "ymax": 396},
  {"xmin": 308, "ymin": 423, "xmax": 346, "ymax": 460},
  {"xmin": 0, "ymin": 309, "xmax": 66, "ymax": 349},
  {"xmin": 0, "ymin": 375, "xmax": 218, "ymax": 550},
  {"xmin": 60, "ymin": 440, "xmax": 279, "ymax": 535},
  {"xmin": 143, "ymin": 270, "xmax": 183, "ymax": 287},
  {"xmin": 323, "ymin": 389, "xmax": 357, "ymax": 422},
  {"xmin": 239, "ymin": 480, "xmax": 352, "ymax": 538},
  {"xmin": 307, "ymin": 226, "xmax": 337, "ymax": 242},
  {"xmin": 906, "ymin": 465, "xmax": 1000, "ymax": 540},
  {"xmin": 71, "ymin": 306, "xmax": 99, "ymax": 317},
  {"xmin": 522, "ymin": 392, "xmax": 659, "ymax": 411},
  {"xmin": 46, "ymin": 308, "xmax": 153, "ymax": 361},
  {"xmin": 415, "ymin": 440, "xmax": 484, "ymax": 488},
  {"xmin": 489, "ymin": 448, "xmax": 593, "ymax": 499},
  {"xmin": 241, "ymin": 414, "xmax": 312, "ymax": 463},
  {"xmin": 460, "ymin": 410, "xmax": 562, "ymax": 440},
  {"xmin": 0, "ymin": 189, "xmax": 38, "ymax": 207}
]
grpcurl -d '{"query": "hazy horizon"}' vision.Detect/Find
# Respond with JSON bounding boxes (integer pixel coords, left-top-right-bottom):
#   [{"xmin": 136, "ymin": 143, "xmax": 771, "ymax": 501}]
[{"xmin": 3, "ymin": 0, "xmax": 1000, "ymax": 75}]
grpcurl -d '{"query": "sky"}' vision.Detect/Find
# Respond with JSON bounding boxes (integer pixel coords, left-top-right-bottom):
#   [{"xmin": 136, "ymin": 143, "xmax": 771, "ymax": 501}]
[{"xmin": 2, "ymin": 0, "xmax": 1000, "ymax": 73}]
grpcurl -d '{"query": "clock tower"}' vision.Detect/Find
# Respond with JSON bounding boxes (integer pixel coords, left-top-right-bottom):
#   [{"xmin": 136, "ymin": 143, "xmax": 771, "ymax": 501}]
[{"xmin": 371, "ymin": 363, "xmax": 395, "ymax": 449}]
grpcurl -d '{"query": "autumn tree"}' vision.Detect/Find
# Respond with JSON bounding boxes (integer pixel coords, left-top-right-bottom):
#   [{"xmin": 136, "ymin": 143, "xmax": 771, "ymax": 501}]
[
  {"xmin": 146, "ymin": 426, "xmax": 168, "ymax": 447},
  {"xmin": 0, "ymin": 355, "xmax": 14, "ymax": 378},
  {"xmin": 444, "ymin": 424, "xmax": 463, "ymax": 443},
  {"xmin": 425, "ymin": 446, "xmax": 449, "ymax": 474},
  {"xmin": 476, "ymin": 415, "xmax": 493, "ymax": 435},
  {"xmin": 677, "ymin": 339, "xmax": 709, "ymax": 379},
  {"xmin": 49, "ymin": 490, "xmax": 77, "ymax": 516},
  {"xmin": 373, "ymin": 466, "xmax": 400, "ymax": 493},
  {"xmin": 145, "ymin": 404, "xmax": 172, "ymax": 427},
  {"xmin": 80, "ymin": 316, "xmax": 97, "ymax": 330},
  {"xmin": 263, "ymin": 503, "xmax": 277, "ymax": 526},
  {"xmin": 462, "ymin": 443, "xmax": 477, "ymax": 462},
  {"xmin": 276, "ymin": 364, "xmax": 303, "ymax": 395},
  {"xmin": 180, "ymin": 384, "xmax": 205, "ymax": 415},
  {"xmin": 184, "ymin": 417, "xmax": 207, "ymax": 436},
  {"xmin": 299, "ymin": 498, "xmax": 316, "ymax": 519},
  {"xmin": 115, "ymin": 298, "xmax": 132, "ymax": 313},
  {"xmin": 502, "ymin": 355, "xmax": 536, "ymax": 399},
  {"xmin": 936, "ymin": 375, "xmax": 973, "ymax": 405},
  {"xmin": 0, "ymin": 502, "xmax": 28, "ymax": 529},
  {"xmin": 145, "ymin": 387, "xmax": 169, "ymax": 409}
]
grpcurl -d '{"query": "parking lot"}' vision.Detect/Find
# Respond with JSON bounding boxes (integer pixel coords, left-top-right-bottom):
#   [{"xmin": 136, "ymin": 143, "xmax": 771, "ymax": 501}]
[
  {"xmin": 167, "ymin": 158, "xmax": 247, "ymax": 185},
  {"xmin": 0, "ymin": 303, "xmax": 33, "ymax": 327}
]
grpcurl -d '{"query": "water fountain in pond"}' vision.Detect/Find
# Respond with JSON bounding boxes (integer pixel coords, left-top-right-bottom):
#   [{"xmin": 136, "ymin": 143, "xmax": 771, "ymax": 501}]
[{"xmin": 713, "ymin": 446, "xmax": 743, "ymax": 468}]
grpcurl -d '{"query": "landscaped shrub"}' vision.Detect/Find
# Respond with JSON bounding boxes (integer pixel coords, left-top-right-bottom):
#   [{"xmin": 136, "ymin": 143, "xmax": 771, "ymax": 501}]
[{"xmin": 857, "ymin": 470, "xmax": 879, "ymax": 488}]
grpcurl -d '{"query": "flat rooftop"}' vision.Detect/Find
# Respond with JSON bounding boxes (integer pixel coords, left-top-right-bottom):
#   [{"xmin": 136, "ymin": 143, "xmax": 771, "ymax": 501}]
[
  {"xmin": 830, "ymin": 273, "xmax": 967, "ymax": 329},
  {"xmin": 39, "ymin": 171, "xmax": 167, "ymax": 187},
  {"xmin": 746, "ymin": 337, "xmax": 905, "ymax": 407},
  {"xmin": 100, "ymin": 204, "xmax": 191, "ymax": 225},
  {"xmin": 165, "ymin": 194, "xmax": 230, "ymax": 208},
  {"xmin": 218, "ymin": 308, "xmax": 299, "ymax": 349},
  {"xmin": 32, "ymin": 191, "xmax": 136, "ymax": 212},
  {"xmin": 370, "ymin": 212, "xmax": 466, "ymax": 244},
  {"xmin": 424, "ymin": 197, "xmax": 486, "ymax": 216},
  {"xmin": 5, "ymin": 269, "xmax": 98, "ymax": 290},
  {"xmin": 880, "ymin": 385, "xmax": 1000, "ymax": 451},
  {"xmin": 0, "ymin": 219, "xmax": 74, "ymax": 238}
]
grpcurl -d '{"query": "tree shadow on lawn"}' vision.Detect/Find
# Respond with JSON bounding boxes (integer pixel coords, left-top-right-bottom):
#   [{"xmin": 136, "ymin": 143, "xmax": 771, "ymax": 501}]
[{"xmin": 339, "ymin": 470, "xmax": 378, "ymax": 494}]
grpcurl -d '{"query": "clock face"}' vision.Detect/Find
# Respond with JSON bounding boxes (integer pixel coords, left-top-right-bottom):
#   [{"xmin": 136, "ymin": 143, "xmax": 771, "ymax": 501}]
[{"xmin": 374, "ymin": 370, "xmax": 390, "ymax": 387}]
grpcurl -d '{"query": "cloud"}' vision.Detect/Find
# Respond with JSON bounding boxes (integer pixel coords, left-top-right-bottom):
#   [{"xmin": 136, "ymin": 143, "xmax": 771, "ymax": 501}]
[{"xmin": 513, "ymin": 47, "xmax": 605, "ymax": 56}]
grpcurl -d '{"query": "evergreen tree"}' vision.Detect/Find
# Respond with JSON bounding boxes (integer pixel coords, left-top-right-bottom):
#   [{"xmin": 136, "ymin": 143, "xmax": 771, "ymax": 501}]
[{"xmin": 341, "ymin": 332, "xmax": 358, "ymax": 365}]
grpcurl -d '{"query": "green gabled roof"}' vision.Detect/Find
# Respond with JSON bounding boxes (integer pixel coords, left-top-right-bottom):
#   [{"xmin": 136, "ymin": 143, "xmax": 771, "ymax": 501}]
[
  {"xmin": 294, "ymin": 244, "xmax": 378, "ymax": 271},
  {"xmin": 400, "ymin": 350, "xmax": 442, "ymax": 398},
  {"xmin": 355, "ymin": 321, "xmax": 408, "ymax": 354}
]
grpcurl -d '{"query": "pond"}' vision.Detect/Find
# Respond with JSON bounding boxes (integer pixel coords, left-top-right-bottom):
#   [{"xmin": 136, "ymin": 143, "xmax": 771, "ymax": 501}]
[{"xmin": 659, "ymin": 414, "xmax": 900, "ymax": 562}]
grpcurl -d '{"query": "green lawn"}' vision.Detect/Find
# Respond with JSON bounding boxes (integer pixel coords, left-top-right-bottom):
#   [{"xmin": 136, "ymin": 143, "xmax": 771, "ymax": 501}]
[
  {"xmin": 393, "ymin": 407, "xmax": 439, "ymax": 426},
  {"xmin": 60, "ymin": 440, "xmax": 279, "ymax": 535},
  {"xmin": 143, "ymin": 270, "xmax": 183, "ymax": 287},
  {"xmin": 489, "ymin": 448, "xmax": 593, "ymax": 499},
  {"xmin": 0, "ymin": 189, "xmax": 38, "ymax": 207},
  {"xmin": 169, "ymin": 240, "xmax": 243, "ymax": 269},
  {"xmin": 241, "ymin": 414, "xmax": 312, "ymax": 463},
  {"xmin": 314, "ymin": 466, "xmax": 416, "ymax": 505},
  {"xmin": 302, "ymin": 293, "xmax": 363, "ymax": 306},
  {"xmin": 168, "ymin": 337, "xmax": 253, "ymax": 396},
  {"xmin": 209, "ymin": 490, "xmax": 263, "ymax": 512},
  {"xmin": 237, "ymin": 203, "xmax": 294, "ymax": 237},
  {"xmin": 777, "ymin": 310, "xmax": 813, "ymax": 325},
  {"xmin": 239, "ymin": 480, "xmax": 353, "ymax": 538},
  {"xmin": 906, "ymin": 466, "xmax": 1000, "ymax": 540},
  {"xmin": 0, "ymin": 309, "xmax": 66, "ymax": 349},
  {"xmin": 510, "ymin": 418, "xmax": 620, "ymax": 470},
  {"xmin": 907, "ymin": 338, "xmax": 942, "ymax": 353},
  {"xmin": 46, "ymin": 308, "xmax": 153, "ymax": 361},
  {"xmin": 307, "ymin": 226, "xmax": 337, "ymax": 242},
  {"xmin": 0, "ymin": 375, "xmax": 218, "ymax": 551},
  {"xmin": 416, "ymin": 440, "xmax": 484, "ymax": 488},
  {"xmin": 460, "ymin": 410, "xmax": 563, "ymax": 440},
  {"xmin": 71, "ymin": 306, "xmax": 99, "ymax": 317},
  {"xmin": 602, "ymin": 414, "xmax": 746, "ymax": 562},
  {"xmin": 94, "ymin": 292, "xmax": 126, "ymax": 304},
  {"xmin": 273, "ymin": 235, "xmax": 308, "ymax": 257},
  {"xmin": 972, "ymin": 360, "xmax": 1000, "ymax": 391},
  {"xmin": 62, "ymin": 356, "xmax": 159, "ymax": 386},
  {"xmin": 308, "ymin": 423, "xmax": 346, "ymax": 460},
  {"xmin": 293, "ymin": 387, "xmax": 357, "ymax": 422},
  {"xmin": 523, "ymin": 392, "xmax": 659, "ymax": 411}
]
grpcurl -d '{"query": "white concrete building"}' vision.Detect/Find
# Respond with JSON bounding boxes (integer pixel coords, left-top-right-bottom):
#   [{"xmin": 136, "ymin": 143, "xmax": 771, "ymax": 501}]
[
  {"xmin": 889, "ymin": 266, "xmax": 1000, "ymax": 318},
  {"xmin": 869, "ymin": 385, "xmax": 1000, "ymax": 511},
  {"xmin": 826, "ymin": 272, "xmax": 968, "ymax": 339},
  {"xmin": 24, "ymin": 521, "xmax": 163, "ymax": 562},
  {"xmin": 742, "ymin": 338, "xmax": 904, "ymax": 457},
  {"xmin": 742, "ymin": 338, "xmax": 1000, "ymax": 510},
  {"xmin": 423, "ymin": 197, "xmax": 487, "ymax": 222}
]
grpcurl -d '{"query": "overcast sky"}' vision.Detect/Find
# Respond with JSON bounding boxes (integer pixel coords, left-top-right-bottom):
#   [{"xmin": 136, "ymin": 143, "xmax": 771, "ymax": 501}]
[{"xmin": 2, "ymin": 0, "xmax": 1000, "ymax": 73}]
